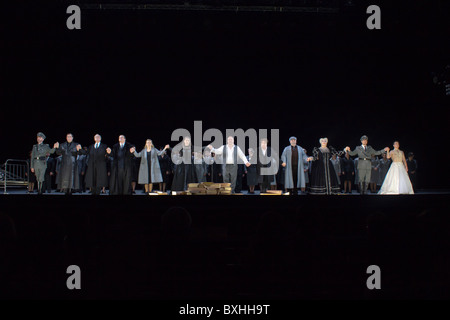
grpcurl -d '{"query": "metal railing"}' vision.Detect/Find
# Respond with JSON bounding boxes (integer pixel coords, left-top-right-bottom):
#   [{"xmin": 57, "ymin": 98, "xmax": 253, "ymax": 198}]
[{"xmin": 1, "ymin": 159, "xmax": 30, "ymax": 194}]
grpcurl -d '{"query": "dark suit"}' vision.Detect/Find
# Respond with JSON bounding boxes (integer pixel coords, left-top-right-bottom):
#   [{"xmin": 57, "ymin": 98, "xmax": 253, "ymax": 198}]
[{"xmin": 108, "ymin": 142, "xmax": 135, "ymax": 195}]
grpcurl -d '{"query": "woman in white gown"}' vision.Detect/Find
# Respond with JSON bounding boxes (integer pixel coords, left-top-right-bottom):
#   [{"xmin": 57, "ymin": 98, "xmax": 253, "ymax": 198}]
[{"xmin": 378, "ymin": 141, "xmax": 414, "ymax": 195}]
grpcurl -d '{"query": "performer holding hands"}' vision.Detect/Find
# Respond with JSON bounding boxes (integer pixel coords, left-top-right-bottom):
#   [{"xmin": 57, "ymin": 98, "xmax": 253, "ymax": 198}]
[
  {"xmin": 55, "ymin": 133, "xmax": 83, "ymax": 195},
  {"xmin": 106, "ymin": 135, "xmax": 135, "ymax": 195},
  {"xmin": 30, "ymin": 132, "xmax": 58, "ymax": 195},
  {"xmin": 207, "ymin": 136, "xmax": 250, "ymax": 194},
  {"xmin": 132, "ymin": 139, "xmax": 170, "ymax": 194},
  {"xmin": 344, "ymin": 135, "xmax": 389, "ymax": 195}
]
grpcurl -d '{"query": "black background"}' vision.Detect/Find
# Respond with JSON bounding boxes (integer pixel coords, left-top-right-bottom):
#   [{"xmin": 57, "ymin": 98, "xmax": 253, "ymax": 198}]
[{"xmin": 2, "ymin": 0, "xmax": 450, "ymax": 188}]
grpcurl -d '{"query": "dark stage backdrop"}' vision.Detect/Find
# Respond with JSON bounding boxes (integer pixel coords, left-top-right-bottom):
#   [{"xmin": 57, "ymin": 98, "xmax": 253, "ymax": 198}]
[{"xmin": 2, "ymin": 1, "xmax": 450, "ymax": 188}]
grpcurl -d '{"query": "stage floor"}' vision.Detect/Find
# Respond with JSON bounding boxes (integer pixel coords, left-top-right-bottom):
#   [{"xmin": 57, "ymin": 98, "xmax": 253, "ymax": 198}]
[
  {"xmin": 1, "ymin": 189, "xmax": 449, "ymax": 299},
  {"xmin": 2, "ymin": 188, "xmax": 449, "ymax": 196}
]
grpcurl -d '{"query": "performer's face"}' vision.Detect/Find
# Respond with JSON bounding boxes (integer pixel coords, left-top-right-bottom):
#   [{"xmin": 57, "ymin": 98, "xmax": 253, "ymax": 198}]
[
  {"xmin": 260, "ymin": 140, "xmax": 267, "ymax": 149},
  {"xmin": 146, "ymin": 140, "xmax": 152, "ymax": 148},
  {"xmin": 332, "ymin": 154, "xmax": 336, "ymax": 160},
  {"xmin": 248, "ymin": 148, "xmax": 254, "ymax": 156},
  {"xmin": 290, "ymin": 139, "xmax": 297, "ymax": 147},
  {"xmin": 361, "ymin": 139, "xmax": 368, "ymax": 146},
  {"xmin": 393, "ymin": 141, "xmax": 399, "ymax": 149},
  {"xmin": 66, "ymin": 134, "xmax": 73, "ymax": 143},
  {"xmin": 184, "ymin": 137, "xmax": 191, "ymax": 146},
  {"xmin": 37, "ymin": 136, "xmax": 44, "ymax": 144},
  {"xmin": 321, "ymin": 140, "xmax": 327, "ymax": 148},
  {"xmin": 94, "ymin": 135, "xmax": 101, "ymax": 143},
  {"xmin": 119, "ymin": 135, "xmax": 126, "ymax": 144},
  {"xmin": 408, "ymin": 156, "xmax": 413, "ymax": 161},
  {"xmin": 227, "ymin": 137, "xmax": 234, "ymax": 145}
]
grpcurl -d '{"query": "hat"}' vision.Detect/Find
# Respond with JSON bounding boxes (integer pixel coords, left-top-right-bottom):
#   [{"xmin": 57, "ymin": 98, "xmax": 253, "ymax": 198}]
[
  {"xmin": 360, "ymin": 135, "xmax": 368, "ymax": 141},
  {"xmin": 37, "ymin": 132, "xmax": 46, "ymax": 140},
  {"xmin": 408, "ymin": 152, "xmax": 414, "ymax": 157},
  {"xmin": 289, "ymin": 136, "xmax": 297, "ymax": 141}
]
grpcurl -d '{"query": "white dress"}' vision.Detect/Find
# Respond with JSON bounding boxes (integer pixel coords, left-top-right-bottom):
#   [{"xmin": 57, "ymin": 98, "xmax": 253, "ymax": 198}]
[{"xmin": 378, "ymin": 149, "xmax": 414, "ymax": 195}]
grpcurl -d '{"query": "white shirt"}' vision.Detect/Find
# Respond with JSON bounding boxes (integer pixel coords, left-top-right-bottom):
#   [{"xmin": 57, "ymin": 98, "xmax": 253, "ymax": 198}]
[
  {"xmin": 261, "ymin": 148, "xmax": 267, "ymax": 156},
  {"xmin": 212, "ymin": 144, "xmax": 249, "ymax": 165}
]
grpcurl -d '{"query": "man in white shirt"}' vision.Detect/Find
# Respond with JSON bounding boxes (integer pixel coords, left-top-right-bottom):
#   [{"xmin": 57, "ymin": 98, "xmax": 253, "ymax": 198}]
[{"xmin": 208, "ymin": 136, "xmax": 250, "ymax": 193}]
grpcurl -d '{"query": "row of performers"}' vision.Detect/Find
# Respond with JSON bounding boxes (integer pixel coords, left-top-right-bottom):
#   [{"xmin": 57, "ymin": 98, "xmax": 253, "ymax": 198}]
[{"xmin": 30, "ymin": 132, "xmax": 409, "ymax": 195}]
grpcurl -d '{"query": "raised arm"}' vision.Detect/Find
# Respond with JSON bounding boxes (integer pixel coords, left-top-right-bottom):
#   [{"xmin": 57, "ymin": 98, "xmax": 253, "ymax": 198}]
[
  {"xmin": 48, "ymin": 144, "xmax": 57, "ymax": 155},
  {"xmin": 331, "ymin": 146, "xmax": 344, "ymax": 157},
  {"xmin": 346, "ymin": 147, "xmax": 359, "ymax": 157},
  {"xmin": 372, "ymin": 146, "xmax": 389, "ymax": 156},
  {"xmin": 72, "ymin": 144, "xmax": 82, "ymax": 156},
  {"xmin": 156, "ymin": 144, "xmax": 170, "ymax": 156},
  {"xmin": 209, "ymin": 145, "xmax": 224, "ymax": 155},
  {"xmin": 78, "ymin": 146, "xmax": 88, "ymax": 156},
  {"xmin": 311, "ymin": 147, "xmax": 319, "ymax": 161},
  {"xmin": 237, "ymin": 146, "xmax": 249, "ymax": 165}
]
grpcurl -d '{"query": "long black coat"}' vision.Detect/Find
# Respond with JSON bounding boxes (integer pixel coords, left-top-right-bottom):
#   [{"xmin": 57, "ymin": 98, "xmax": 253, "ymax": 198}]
[
  {"xmin": 108, "ymin": 142, "xmax": 135, "ymax": 195},
  {"xmin": 171, "ymin": 147, "xmax": 198, "ymax": 191},
  {"xmin": 81, "ymin": 143, "xmax": 109, "ymax": 188},
  {"xmin": 256, "ymin": 148, "xmax": 277, "ymax": 185},
  {"xmin": 56, "ymin": 142, "xmax": 80, "ymax": 190}
]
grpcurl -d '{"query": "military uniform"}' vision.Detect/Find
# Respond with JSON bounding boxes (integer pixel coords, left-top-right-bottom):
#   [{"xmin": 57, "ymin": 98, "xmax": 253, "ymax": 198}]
[
  {"xmin": 31, "ymin": 133, "xmax": 56, "ymax": 194},
  {"xmin": 346, "ymin": 136, "xmax": 386, "ymax": 195}
]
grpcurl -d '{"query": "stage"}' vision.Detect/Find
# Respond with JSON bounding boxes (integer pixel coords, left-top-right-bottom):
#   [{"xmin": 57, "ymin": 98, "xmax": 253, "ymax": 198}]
[{"xmin": 1, "ymin": 191, "xmax": 450, "ymax": 299}]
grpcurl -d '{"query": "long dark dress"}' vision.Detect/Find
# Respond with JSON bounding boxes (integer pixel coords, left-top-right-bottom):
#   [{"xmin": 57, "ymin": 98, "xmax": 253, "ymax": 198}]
[
  {"xmin": 246, "ymin": 155, "xmax": 258, "ymax": 186},
  {"xmin": 158, "ymin": 152, "xmax": 171, "ymax": 183},
  {"xmin": 309, "ymin": 146, "xmax": 342, "ymax": 195},
  {"xmin": 256, "ymin": 148, "xmax": 277, "ymax": 186},
  {"xmin": 56, "ymin": 142, "xmax": 80, "ymax": 190},
  {"xmin": 194, "ymin": 158, "xmax": 207, "ymax": 183},
  {"xmin": 171, "ymin": 146, "xmax": 198, "ymax": 191},
  {"xmin": 341, "ymin": 157, "xmax": 355, "ymax": 182},
  {"xmin": 146, "ymin": 151, "xmax": 152, "ymax": 183}
]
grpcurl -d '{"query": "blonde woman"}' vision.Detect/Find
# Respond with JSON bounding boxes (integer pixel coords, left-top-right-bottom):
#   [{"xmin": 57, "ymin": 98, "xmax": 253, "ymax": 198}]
[
  {"xmin": 132, "ymin": 139, "xmax": 169, "ymax": 194},
  {"xmin": 378, "ymin": 141, "xmax": 414, "ymax": 195}
]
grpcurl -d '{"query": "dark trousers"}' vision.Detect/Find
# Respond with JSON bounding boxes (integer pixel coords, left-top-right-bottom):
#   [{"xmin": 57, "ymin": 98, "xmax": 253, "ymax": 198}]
[
  {"xmin": 290, "ymin": 165, "xmax": 299, "ymax": 194},
  {"xmin": 44, "ymin": 173, "xmax": 52, "ymax": 192},
  {"xmin": 117, "ymin": 167, "xmax": 132, "ymax": 195}
]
